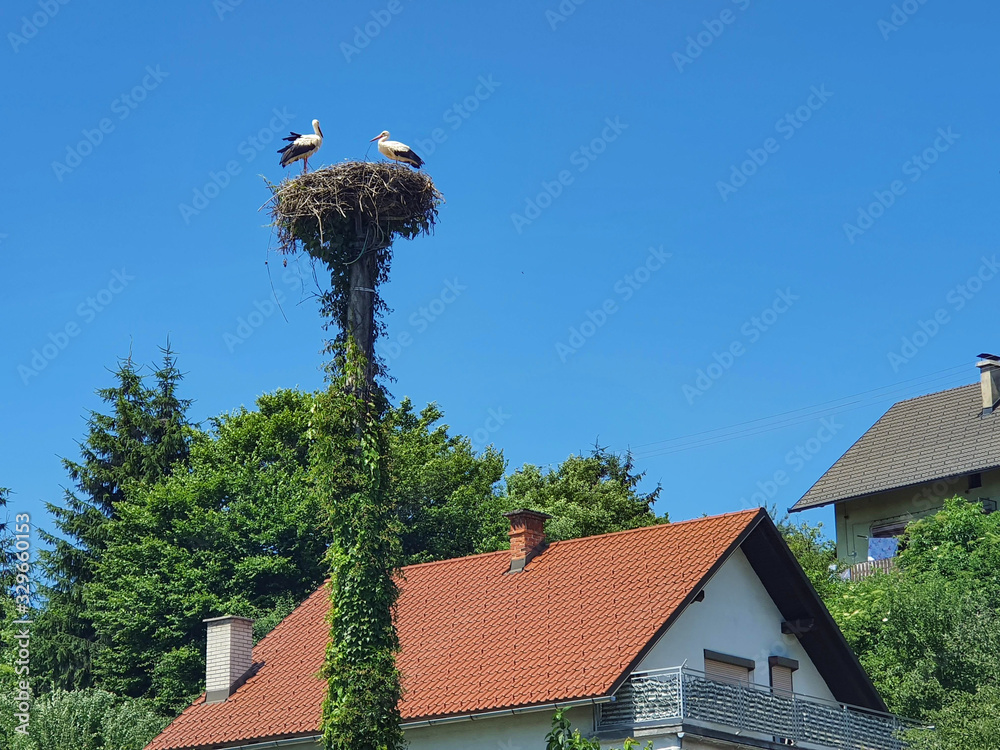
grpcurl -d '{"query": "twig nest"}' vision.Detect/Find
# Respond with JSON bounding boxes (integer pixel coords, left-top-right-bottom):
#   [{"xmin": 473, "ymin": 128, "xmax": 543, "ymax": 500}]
[{"xmin": 268, "ymin": 161, "xmax": 442, "ymax": 262}]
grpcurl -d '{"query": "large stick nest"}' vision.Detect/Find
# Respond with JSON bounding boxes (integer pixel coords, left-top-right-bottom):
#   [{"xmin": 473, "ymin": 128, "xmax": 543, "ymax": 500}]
[
  {"xmin": 265, "ymin": 162, "xmax": 443, "ymax": 375},
  {"xmin": 267, "ymin": 161, "xmax": 442, "ymax": 262}
]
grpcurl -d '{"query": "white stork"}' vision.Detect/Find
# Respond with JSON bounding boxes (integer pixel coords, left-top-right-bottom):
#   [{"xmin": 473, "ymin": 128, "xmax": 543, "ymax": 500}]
[
  {"xmin": 370, "ymin": 130, "xmax": 424, "ymax": 169},
  {"xmin": 278, "ymin": 119, "xmax": 323, "ymax": 173}
]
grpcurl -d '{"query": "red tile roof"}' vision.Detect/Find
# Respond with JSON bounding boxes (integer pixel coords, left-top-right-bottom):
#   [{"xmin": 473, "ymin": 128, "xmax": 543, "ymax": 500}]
[{"xmin": 146, "ymin": 509, "xmax": 763, "ymax": 750}]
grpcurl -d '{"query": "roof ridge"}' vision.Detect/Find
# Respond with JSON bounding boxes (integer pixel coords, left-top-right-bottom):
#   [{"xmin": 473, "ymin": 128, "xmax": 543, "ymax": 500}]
[
  {"xmin": 891, "ymin": 381, "xmax": 976, "ymax": 406},
  {"xmin": 400, "ymin": 509, "xmax": 763, "ymax": 570},
  {"xmin": 792, "ymin": 380, "xmax": 996, "ymax": 512},
  {"xmin": 544, "ymin": 508, "xmax": 762, "ymax": 549}
]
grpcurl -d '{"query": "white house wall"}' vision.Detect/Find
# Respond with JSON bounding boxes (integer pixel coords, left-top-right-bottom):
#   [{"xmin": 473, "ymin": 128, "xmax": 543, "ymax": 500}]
[
  {"xmin": 635, "ymin": 547, "xmax": 836, "ymax": 702},
  {"xmin": 404, "ymin": 706, "xmax": 595, "ymax": 750},
  {"xmin": 243, "ymin": 706, "xmax": 600, "ymax": 750}
]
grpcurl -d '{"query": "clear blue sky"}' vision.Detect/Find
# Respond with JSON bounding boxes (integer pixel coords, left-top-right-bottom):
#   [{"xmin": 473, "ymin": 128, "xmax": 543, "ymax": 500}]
[{"xmin": 4, "ymin": 0, "xmax": 998, "ymax": 538}]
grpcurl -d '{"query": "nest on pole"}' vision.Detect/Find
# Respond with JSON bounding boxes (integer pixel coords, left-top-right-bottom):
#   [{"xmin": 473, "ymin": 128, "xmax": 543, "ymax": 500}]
[{"xmin": 267, "ymin": 162, "xmax": 443, "ymax": 382}]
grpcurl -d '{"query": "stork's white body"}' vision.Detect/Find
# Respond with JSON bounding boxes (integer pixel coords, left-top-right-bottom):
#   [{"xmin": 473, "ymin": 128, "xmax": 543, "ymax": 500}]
[
  {"xmin": 370, "ymin": 130, "xmax": 424, "ymax": 169},
  {"xmin": 278, "ymin": 119, "xmax": 323, "ymax": 173}
]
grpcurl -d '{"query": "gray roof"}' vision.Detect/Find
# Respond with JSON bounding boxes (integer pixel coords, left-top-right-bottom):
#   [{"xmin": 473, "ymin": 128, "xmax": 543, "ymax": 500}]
[{"xmin": 790, "ymin": 384, "xmax": 1000, "ymax": 511}]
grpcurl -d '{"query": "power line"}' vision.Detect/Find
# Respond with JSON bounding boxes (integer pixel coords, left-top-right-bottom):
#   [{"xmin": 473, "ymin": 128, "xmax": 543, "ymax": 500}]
[
  {"xmin": 630, "ymin": 364, "xmax": 969, "ymax": 451},
  {"xmin": 526, "ymin": 364, "xmax": 974, "ymax": 469},
  {"xmin": 630, "ymin": 367, "xmax": 971, "ymax": 459}
]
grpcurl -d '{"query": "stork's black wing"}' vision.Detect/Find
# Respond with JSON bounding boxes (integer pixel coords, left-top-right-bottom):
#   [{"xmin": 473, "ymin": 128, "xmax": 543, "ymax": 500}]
[
  {"xmin": 398, "ymin": 149, "xmax": 424, "ymax": 169},
  {"xmin": 279, "ymin": 139, "xmax": 316, "ymax": 167}
]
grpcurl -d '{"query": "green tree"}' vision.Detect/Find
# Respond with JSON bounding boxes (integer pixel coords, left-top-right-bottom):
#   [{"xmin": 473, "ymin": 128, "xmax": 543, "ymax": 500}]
[
  {"xmin": 906, "ymin": 685, "xmax": 1000, "ymax": 750},
  {"xmin": 85, "ymin": 389, "xmax": 322, "ymax": 714},
  {"xmin": 0, "ymin": 486, "xmax": 11, "ymax": 565},
  {"xmin": 826, "ymin": 497, "xmax": 1000, "ymax": 748},
  {"xmin": 544, "ymin": 708, "xmax": 649, "ymax": 750},
  {"xmin": 0, "ymin": 486, "xmax": 22, "ymax": 695},
  {"xmin": 34, "ymin": 347, "xmax": 192, "ymax": 692},
  {"xmin": 390, "ymin": 398, "xmax": 505, "ymax": 564},
  {"xmin": 771, "ymin": 509, "xmax": 843, "ymax": 601},
  {"xmin": 496, "ymin": 447, "xmax": 666, "ymax": 548}
]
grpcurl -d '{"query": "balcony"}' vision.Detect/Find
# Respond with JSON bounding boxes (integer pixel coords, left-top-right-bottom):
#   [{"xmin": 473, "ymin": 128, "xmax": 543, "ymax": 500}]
[
  {"xmin": 847, "ymin": 558, "xmax": 896, "ymax": 581},
  {"xmin": 596, "ymin": 667, "xmax": 915, "ymax": 750}
]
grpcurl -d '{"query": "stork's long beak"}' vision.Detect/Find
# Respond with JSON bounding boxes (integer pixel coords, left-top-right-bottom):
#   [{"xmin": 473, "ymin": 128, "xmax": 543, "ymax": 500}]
[{"xmin": 369, "ymin": 135, "xmax": 381, "ymax": 142}]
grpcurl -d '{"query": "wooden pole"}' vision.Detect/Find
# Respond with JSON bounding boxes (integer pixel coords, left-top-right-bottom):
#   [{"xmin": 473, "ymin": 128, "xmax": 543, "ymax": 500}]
[{"xmin": 345, "ymin": 218, "xmax": 384, "ymax": 394}]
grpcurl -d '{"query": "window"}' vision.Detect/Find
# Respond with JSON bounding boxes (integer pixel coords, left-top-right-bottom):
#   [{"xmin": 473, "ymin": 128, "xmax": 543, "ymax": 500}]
[
  {"xmin": 871, "ymin": 520, "xmax": 908, "ymax": 538},
  {"xmin": 869, "ymin": 519, "xmax": 908, "ymax": 560},
  {"xmin": 704, "ymin": 650, "xmax": 754, "ymax": 685},
  {"xmin": 768, "ymin": 656, "xmax": 798, "ymax": 694}
]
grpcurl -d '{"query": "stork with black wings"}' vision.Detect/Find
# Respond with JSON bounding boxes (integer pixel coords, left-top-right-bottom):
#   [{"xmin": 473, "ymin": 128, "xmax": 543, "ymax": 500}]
[{"xmin": 278, "ymin": 119, "xmax": 324, "ymax": 173}]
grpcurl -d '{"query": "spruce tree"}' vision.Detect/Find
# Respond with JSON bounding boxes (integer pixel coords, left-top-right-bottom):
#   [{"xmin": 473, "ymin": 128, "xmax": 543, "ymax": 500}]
[
  {"xmin": 0, "ymin": 486, "xmax": 12, "ymax": 573},
  {"xmin": 0, "ymin": 486, "xmax": 21, "ymax": 695},
  {"xmin": 34, "ymin": 346, "xmax": 192, "ymax": 692}
]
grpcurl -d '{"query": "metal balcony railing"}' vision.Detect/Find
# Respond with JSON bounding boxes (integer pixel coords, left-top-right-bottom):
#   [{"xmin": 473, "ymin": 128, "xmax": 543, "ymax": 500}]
[{"xmin": 596, "ymin": 667, "xmax": 915, "ymax": 750}]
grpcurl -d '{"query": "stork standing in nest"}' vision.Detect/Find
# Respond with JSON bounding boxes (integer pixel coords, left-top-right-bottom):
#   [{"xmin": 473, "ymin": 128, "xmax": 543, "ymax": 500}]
[
  {"xmin": 370, "ymin": 130, "xmax": 424, "ymax": 169},
  {"xmin": 278, "ymin": 119, "xmax": 324, "ymax": 173}
]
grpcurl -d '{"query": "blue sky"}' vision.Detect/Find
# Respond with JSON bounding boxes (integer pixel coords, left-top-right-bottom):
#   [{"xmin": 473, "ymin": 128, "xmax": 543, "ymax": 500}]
[{"xmin": 3, "ymin": 0, "xmax": 998, "ymax": 539}]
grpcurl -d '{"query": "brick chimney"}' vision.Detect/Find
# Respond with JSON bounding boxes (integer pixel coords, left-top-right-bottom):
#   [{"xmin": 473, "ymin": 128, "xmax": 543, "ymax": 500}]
[
  {"xmin": 977, "ymin": 356, "xmax": 1000, "ymax": 415},
  {"xmin": 504, "ymin": 509, "xmax": 551, "ymax": 573},
  {"xmin": 203, "ymin": 615, "xmax": 254, "ymax": 703}
]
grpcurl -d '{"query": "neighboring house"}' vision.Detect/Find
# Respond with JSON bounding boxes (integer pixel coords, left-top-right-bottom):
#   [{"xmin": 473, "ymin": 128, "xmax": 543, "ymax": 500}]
[
  {"xmin": 146, "ymin": 509, "xmax": 911, "ymax": 750},
  {"xmin": 790, "ymin": 356, "xmax": 1000, "ymax": 577}
]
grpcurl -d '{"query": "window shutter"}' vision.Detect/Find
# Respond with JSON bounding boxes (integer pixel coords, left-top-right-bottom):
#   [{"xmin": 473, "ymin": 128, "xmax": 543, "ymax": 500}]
[
  {"xmin": 770, "ymin": 665, "xmax": 793, "ymax": 694},
  {"xmin": 705, "ymin": 658, "xmax": 752, "ymax": 686}
]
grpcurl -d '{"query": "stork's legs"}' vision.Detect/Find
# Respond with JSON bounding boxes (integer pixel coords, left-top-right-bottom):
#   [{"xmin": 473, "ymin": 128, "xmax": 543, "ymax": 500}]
[{"xmin": 302, "ymin": 158, "xmax": 308, "ymax": 174}]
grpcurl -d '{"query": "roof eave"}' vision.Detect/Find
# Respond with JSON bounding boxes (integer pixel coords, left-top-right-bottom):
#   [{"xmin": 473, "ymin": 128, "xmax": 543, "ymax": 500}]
[
  {"xmin": 400, "ymin": 694, "xmax": 616, "ymax": 728},
  {"xmin": 740, "ymin": 517, "xmax": 888, "ymax": 712},
  {"xmin": 790, "ymin": 462, "xmax": 1000, "ymax": 513}
]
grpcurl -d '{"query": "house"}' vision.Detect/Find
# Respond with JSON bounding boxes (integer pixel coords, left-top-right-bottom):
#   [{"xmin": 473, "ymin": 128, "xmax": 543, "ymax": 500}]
[
  {"xmin": 790, "ymin": 356, "xmax": 1000, "ymax": 577},
  {"xmin": 146, "ymin": 508, "xmax": 911, "ymax": 750}
]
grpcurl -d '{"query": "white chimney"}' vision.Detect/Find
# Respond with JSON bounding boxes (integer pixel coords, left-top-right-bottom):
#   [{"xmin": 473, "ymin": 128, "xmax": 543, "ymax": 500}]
[
  {"xmin": 977, "ymin": 357, "xmax": 1000, "ymax": 415},
  {"xmin": 203, "ymin": 615, "xmax": 254, "ymax": 703}
]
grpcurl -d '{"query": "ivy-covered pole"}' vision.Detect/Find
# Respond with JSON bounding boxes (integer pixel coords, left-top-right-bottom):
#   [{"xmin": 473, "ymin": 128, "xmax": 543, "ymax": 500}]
[
  {"xmin": 268, "ymin": 163, "xmax": 441, "ymax": 750},
  {"xmin": 311, "ymin": 340, "xmax": 402, "ymax": 750}
]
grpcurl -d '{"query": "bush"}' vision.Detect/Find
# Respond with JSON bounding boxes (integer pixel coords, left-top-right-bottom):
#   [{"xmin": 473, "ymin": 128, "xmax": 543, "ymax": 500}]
[{"xmin": 0, "ymin": 689, "xmax": 168, "ymax": 750}]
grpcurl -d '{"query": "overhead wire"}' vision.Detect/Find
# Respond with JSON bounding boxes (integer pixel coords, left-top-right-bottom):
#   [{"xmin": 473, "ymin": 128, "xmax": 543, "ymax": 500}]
[{"xmin": 630, "ymin": 365, "xmax": 971, "ymax": 459}]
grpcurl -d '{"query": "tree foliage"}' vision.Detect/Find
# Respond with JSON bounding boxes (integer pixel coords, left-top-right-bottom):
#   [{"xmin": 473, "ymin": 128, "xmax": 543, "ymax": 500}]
[
  {"xmin": 500, "ymin": 448, "xmax": 667, "ymax": 545},
  {"xmin": 0, "ymin": 689, "xmax": 168, "ymax": 750},
  {"xmin": 85, "ymin": 389, "xmax": 323, "ymax": 714},
  {"xmin": 771, "ymin": 508, "xmax": 843, "ymax": 601},
  {"xmin": 544, "ymin": 708, "xmax": 650, "ymax": 750},
  {"xmin": 33, "ymin": 347, "xmax": 192, "ymax": 692},
  {"xmin": 825, "ymin": 497, "xmax": 1000, "ymax": 749},
  {"xmin": 390, "ymin": 398, "xmax": 505, "ymax": 564},
  {"xmin": 0, "ymin": 486, "xmax": 21, "ymax": 695}
]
